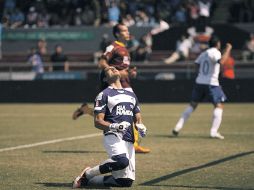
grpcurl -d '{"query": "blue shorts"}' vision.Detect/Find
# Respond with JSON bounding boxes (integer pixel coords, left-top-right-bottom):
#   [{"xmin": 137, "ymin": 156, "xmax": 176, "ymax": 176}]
[{"xmin": 191, "ymin": 84, "xmax": 227, "ymax": 104}]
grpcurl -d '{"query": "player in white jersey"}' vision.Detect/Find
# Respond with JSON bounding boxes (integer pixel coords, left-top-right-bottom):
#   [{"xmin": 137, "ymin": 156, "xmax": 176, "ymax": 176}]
[
  {"xmin": 73, "ymin": 66, "xmax": 147, "ymax": 188},
  {"xmin": 172, "ymin": 36, "xmax": 232, "ymax": 139}
]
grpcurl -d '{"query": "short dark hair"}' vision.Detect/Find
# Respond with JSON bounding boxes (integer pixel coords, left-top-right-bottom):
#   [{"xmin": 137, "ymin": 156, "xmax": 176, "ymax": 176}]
[
  {"xmin": 209, "ymin": 35, "xmax": 220, "ymax": 47},
  {"xmin": 55, "ymin": 44, "xmax": 61, "ymax": 49},
  {"xmin": 113, "ymin": 24, "xmax": 124, "ymax": 39}
]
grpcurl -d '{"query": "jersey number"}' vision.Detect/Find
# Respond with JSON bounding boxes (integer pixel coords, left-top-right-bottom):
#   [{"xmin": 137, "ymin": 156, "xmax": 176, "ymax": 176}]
[{"xmin": 202, "ymin": 60, "xmax": 209, "ymax": 75}]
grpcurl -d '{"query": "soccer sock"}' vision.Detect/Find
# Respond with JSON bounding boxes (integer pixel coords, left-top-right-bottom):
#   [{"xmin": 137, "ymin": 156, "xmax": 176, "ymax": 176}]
[
  {"xmin": 211, "ymin": 107, "xmax": 223, "ymax": 135},
  {"xmin": 87, "ymin": 176, "xmax": 105, "ymax": 186},
  {"xmin": 86, "ymin": 157, "xmax": 122, "ymax": 179},
  {"xmin": 133, "ymin": 126, "xmax": 139, "ymax": 147},
  {"xmin": 103, "ymin": 175, "xmax": 120, "ymax": 187},
  {"xmin": 175, "ymin": 106, "xmax": 194, "ymax": 132},
  {"xmin": 85, "ymin": 165, "xmax": 100, "ymax": 180}
]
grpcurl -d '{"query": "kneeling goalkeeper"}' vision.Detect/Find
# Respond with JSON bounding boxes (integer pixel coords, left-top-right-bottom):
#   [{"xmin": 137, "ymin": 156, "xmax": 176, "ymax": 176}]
[{"xmin": 73, "ymin": 66, "xmax": 147, "ymax": 188}]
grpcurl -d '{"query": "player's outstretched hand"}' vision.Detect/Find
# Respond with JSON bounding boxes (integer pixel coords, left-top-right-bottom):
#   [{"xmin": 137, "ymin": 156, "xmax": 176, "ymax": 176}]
[
  {"xmin": 109, "ymin": 121, "xmax": 131, "ymax": 133},
  {"xmin": 226, "ymin": 43, "xmax": 232, "ymax": 50},
  {"xmin": 136, "ymin": 123, "xmax": 147, "ymax": 138}
]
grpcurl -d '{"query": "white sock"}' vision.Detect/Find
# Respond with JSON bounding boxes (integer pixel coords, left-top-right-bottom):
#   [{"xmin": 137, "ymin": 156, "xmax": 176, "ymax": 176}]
[
  {"xmin": 210, "ymin": 108, "xmax": 223, "ymax": 135},
  {"xmin": 86, "ymin": 165, "xmax": 100, "ymax": 179},
  {"xmin": 87, "ymin": 176, "xmax": 105, "ymax": 186},
  {"xmin": 175, "ymin": 106, "xmax": 194, "ymax": 132}
]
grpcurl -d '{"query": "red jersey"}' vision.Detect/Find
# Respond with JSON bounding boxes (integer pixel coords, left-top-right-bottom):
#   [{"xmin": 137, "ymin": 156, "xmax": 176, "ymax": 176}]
[
  {"xmin": 101, "ymin": 41, "xmax": 131, "ymax": 70},
  {"xmin": 101, "ymin": 41, "xmax": 131, "ymax": 88},
  {"xmin": 222, "ymin": 56, "xmax": 235, "ymax": 79}
]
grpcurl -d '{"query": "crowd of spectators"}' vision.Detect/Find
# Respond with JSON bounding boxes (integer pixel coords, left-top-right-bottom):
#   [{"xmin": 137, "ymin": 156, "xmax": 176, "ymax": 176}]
[
  {"xmin": 27, "ymin": 39, "xmax": 70, "ymax": 73},
  {"xmin": 228, "ymin": 0, "xmax": 254, "ymax": 23},
  {"xmin": 2, "ymin": 0, "xmax": 254, "ymax": 66},
  {"xmin": 1, "ymin": 0, "xmax": 218, "ymax": 29},
  {"xmin": 242, "ymin": 33, "xmax": 254, "ymax": 61}
]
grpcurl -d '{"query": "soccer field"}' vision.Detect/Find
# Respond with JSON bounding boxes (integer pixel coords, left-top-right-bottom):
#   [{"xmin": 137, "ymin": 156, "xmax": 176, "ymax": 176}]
[{"xmin": 0, "ymin": 103, "xmax": 253, "ymax": 190}]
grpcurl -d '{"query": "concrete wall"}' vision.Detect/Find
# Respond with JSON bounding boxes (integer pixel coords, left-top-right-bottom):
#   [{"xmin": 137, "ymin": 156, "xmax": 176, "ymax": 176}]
[{"xmin": 0, "ymin": 78, "xmax": 253, "ymax": 103}]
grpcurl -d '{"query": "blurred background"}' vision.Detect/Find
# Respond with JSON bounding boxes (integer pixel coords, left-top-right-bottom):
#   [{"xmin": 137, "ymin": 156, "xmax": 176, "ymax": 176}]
[{"xmin": 0, "ymin": 0, "xmax": 254, "ymax": 103}]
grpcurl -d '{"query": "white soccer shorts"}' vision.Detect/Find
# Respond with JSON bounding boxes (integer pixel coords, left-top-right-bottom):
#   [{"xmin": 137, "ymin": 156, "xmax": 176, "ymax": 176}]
[{"xmin": 103, "ymin": 133, "xmax": 135, "ymax": 180}]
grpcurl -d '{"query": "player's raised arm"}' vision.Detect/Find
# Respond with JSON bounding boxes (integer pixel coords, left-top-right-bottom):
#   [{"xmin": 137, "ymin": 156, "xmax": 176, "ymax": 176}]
[
  {"xmin": 118, "ymin": 68, "xmax": 129, "ymax": 78},
  {"xmin": 98, "ymin": 57, "xmax": 109, "ymax": 69},
  {"xmin": 220, "ymin": 43, "xmax": 232, "ymax": 65}
]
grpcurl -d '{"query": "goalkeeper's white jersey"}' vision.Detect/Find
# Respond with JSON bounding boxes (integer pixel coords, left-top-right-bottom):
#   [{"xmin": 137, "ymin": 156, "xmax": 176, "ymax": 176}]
[{"xmin": 195, "ymin": 47, "xmax": 222, "ymax": 86}]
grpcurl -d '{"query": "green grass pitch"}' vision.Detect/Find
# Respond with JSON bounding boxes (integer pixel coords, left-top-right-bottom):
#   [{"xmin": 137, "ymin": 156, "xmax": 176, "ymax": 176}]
[{"xmin": 0, "ymin": 103, "xmax": 254, "ymax": 190}]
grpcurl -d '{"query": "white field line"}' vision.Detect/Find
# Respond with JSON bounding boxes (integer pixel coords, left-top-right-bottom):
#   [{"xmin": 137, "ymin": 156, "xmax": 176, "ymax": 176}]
[
  {"xmin": 0, "ymin": 113, "xmax": 251, "ymax": 117},
  {"xmin": 0, "ymin": 133, "xmax": 101, "ymax": 153}
]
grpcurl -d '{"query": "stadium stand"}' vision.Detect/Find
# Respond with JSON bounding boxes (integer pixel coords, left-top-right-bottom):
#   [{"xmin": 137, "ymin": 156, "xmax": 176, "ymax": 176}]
[{"xmin": 0, "ymin": 0, "xmax": 253, "ymax": 77}]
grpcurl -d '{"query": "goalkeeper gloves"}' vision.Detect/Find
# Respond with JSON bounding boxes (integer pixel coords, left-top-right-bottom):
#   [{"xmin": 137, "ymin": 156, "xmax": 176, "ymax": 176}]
[
  {"xmin": 136, "ymin": 123, "xmax": 147, "ymax": 137},
  {"xmin": 109, "ymin": 121, "xmax": 131, "ymax": 133}
]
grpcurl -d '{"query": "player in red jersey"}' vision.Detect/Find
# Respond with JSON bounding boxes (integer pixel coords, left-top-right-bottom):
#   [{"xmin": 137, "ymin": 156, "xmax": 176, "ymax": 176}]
[{"xmin": 73, "ymin": 24, "xmax": 150, "ymax": 153}]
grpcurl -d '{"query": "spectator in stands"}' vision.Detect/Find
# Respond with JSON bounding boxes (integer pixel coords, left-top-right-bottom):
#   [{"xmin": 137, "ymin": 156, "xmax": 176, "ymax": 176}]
[
  {"xmin": 37, "ymin": 39, "xmax": 47, "ymax": 55},
  {"xmin": 24, "ymin": 6, "xmax": 38, "ymax": 28},
  {"xmin": 164, "ymin": 34, "xmax": 193, "ymax": 64},
  {"xmin": 136, "ymin": 33, "xmax": 152, "ymax": 62},
  {"xmin": 91, "ymin": 0, "xmax": 101, "ymax": 26},
  {"xmin": 127, "ymin": 35, "xmax": 140, "ymax": 61},
  {"xmin": 238, "ymin": 0, "xmax": 253, "ymax": 23},
  {"xmin": 9, "ymin": 8, "xmax": 24, "ymax": 29},
  {"xmin": 4, "ymin": 0, "xmax": 16, "ymax": 13},
  {"xmin": 228, "ymin": 0, "xmax": 242, "ymax": 23},
  {"xmin": 173, "ymin": 4, "xmax": 187, "ymax": 24},
  {"xmin": 72, "ymin": 7, "xmax": 84, "ymax": 26},
  {"xmin": 242, "ymin": 33, "xmax": 254, "ymax": 61},
  {"xmin": 186, "ymin": 0, "xmax": 199, "ymax": 26},
  {"xmin": 198, "ymin": 0, "xmax": 212, "ymax": 27},
  {"xmin": 107, "ymin": 1, "xmax": 120, "ymax": 26},
  {"xmin": 135, "ymin": 10, "xmax": 150, "ymax": 27},
  {"xmin": 28, "ymin": 47, "xmax": 44, "ymax": 74},
  {"xmin": 1, "ymin": 0, "xmax": 220, "ymax": 28},
  {"xmin": 50, "ymin": 44, "xmax": 69, "ymax": 72},
  {"xmin": 229, "ymin": 0, "xmax": 254, "ymax": 23},
  {"xmin": 37, "ymin": 9, "xmax": 50, "ymax": 28},
  {"xmin": 82, "ymin": 6, "xmax": 97, "ymax": 26},
  {"xmin": 122, "ymin": 14, "xmax": 135, "ymax": 27}
]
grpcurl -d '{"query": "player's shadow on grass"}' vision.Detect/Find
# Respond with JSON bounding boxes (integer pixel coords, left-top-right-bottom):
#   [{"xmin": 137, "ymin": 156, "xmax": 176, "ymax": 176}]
[
  {"xmin": 144, "ymin": 184, "xmax": 254, "ymax": 190},
  {"xmin": 42, "ymin": 150, "xmax": 104, "ymax": 154},
  {"xmin": 36, "ymin": 182, "xmax": 110, "ymax": 189},
  {"xmin": 140, "ymin": 150, "xmax": 254, "ymax": 189},
  {"xmin": 36, "ymin": 182, "xmax": 71, "ymax": 188}
]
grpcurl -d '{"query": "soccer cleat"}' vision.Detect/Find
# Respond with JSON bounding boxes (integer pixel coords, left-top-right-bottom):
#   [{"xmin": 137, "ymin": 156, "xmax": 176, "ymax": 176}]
[
  {"xmin": 135, "ymin": 145, "xmax": 150, "ymax": 153},
  {"xmin": 172, "ymin": 129, "xmax": 179, "ymax": 136},
  {"xmin": 210, "ymin": 132, "xmax": 224, "ymax": 140},
  {"xmin": 72, "ymin": 103, "xmax": 89, "ymax": 120},
  {"xmin": 72, "ymin": 176, "xmax": 84, "ymax": 188},
  {"xmin": 72, "ymin": 167, "xmax": 91, "ymax": 188}
]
